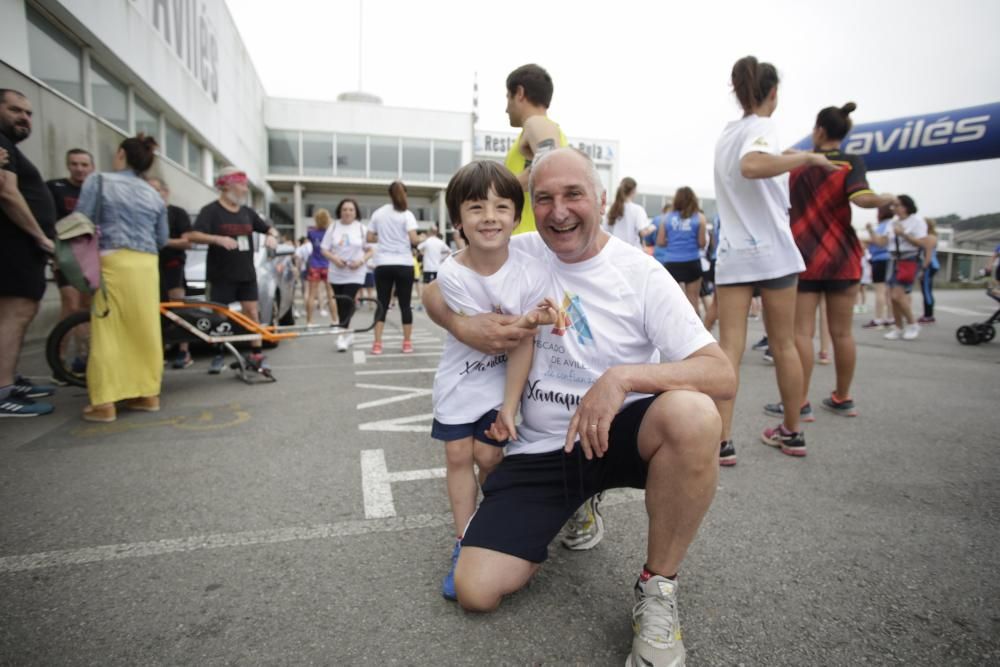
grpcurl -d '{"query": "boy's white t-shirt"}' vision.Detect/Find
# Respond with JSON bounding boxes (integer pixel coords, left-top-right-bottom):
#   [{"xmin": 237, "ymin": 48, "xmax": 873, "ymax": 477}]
[
  {"xmin": 418, "ymin": 235, "xmax": 450, "ymax": 273},
  {"xmin": 433, "ymin": 248, "xmax": 551, "ymax": 426},
  {"xmin": 886, "ymin": 215, "xmax": 928, "ymax": 257},
  {"xmin": 507, "ymin": 233, "xmax": 717, "ymax": 456},
  {"xmin": 369, "ymin": 204, "xmax": 417, "ymax": 266},
  {"xmin": 321, "ymin": 221, "xmax": 369, "ymax": 284},
  {"xmin": 713, "ymin": 114, "xmax": 805, "ymax": 284},
  {"xmin": 605, "ymin": 201, "xmax": 650, "ymax": 250}
]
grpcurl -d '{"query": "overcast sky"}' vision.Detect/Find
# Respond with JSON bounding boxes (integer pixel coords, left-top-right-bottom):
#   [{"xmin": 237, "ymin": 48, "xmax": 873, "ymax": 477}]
[{"xmin": 225, "ymin": 0, "xmax": 1000, "ymax": 219}]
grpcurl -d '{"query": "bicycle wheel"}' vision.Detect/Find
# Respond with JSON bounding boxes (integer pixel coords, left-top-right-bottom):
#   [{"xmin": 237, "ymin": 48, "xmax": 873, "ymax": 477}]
[{"xmin": 46, "ymin": 310, "xmax": 92, "ymax": 387}]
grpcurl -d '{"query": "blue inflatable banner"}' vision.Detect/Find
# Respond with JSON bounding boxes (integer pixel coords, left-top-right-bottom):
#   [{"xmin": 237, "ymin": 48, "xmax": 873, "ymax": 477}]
[{"xmin": 792, "ymin": 102, "xmax": 1000, "ymax": 171}]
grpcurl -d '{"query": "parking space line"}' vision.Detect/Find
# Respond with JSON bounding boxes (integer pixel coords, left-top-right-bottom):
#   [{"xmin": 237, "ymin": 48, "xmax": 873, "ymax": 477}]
[
  {"xmin": 355, "ymin": 368, "xmax": 438, "ymax": 375},
  {"xmin": 353, "ymin": 350, "xmax": 366, "ymax": 364},
  {"xmin": 358, "ymin": 413, "xmax": 434, "ymax": 432},
  {"xmin": 356, "ymin": 383, "xmax": 433, "ymax": 410},
  {"xmin": 0, "ymin": 490, "xmax": 644, "ymax": 574},
  {"xmin": 361, "ymin": 448, "xmax": 446, "ymax": 518}
]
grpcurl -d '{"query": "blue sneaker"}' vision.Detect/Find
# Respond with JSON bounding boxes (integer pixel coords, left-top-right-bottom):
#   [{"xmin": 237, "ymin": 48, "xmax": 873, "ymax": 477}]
[
  {"xmin": 442, "ymin": 540, "xmax": 461, "ymax": 601},
  {"xmin": 12, "ymin": 375, "xmax": 56, "ymax": 398},
  {"xmin": 0, "ymin": 396, "xmax": 54, "ymax": 417}
]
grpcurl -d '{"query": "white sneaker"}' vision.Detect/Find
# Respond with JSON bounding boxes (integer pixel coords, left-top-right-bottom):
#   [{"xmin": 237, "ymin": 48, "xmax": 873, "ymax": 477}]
[
  {"xmin": 336, "ymin": 333, "xmax": 354, "ymax": 352},
  {"xmin": 902, "ymin": 323, "xmax": 920, "ymax": 340},
  {"xmin": 561, "ymin": 492, "xmax": 605, "ymax": 550},
  {"xmin": 884, "ymin": 327, "xmax": 903, "ymax": 340},
  {"xmin": 626, "ymin": 575, "xmax": 686, "ymax": 667}
]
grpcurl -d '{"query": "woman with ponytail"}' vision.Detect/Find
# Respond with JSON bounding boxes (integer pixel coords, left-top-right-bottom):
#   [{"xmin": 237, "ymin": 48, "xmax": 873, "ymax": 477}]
[
  {"xmin": 605, "ymin": 176, "xmax": 654, "ymax": 250},
  {"xmin": 764, "ymin": 102, "xmax": 893, "ymax": 425},
  {"xmin": 76, "ymin": 134, "xmax": 169, "ymax": 422},
  {"xmin": 712, "ymin": 56, "xmax": 838, "ymax": 462}
]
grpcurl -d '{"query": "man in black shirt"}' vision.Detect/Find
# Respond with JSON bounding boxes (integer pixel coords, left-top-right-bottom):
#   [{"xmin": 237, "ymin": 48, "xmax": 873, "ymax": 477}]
[
  {"xmin": 188, "ymin": 167, "xmax": 278, "ymax": 373},
  {"xmin": 47, "ymin": 148, "xmax": 95, "ymax": 323},
  {"xmin": 148, "ymin": 176, "xmax": 195, "ymax": 368},
  {"xmin": 0, "ymin": 89, "xmax": 57, "ymax": 417}
]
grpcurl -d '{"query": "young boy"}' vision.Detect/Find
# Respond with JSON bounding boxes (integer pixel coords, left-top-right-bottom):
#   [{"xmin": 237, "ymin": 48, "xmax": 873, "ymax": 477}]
[{"xmin": 432, "ymin": 161, "xmax": 556, "ymax": 601}]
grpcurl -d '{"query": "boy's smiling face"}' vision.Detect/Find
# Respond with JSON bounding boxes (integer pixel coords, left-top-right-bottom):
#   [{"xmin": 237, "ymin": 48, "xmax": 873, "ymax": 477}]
[{"xmin": 456, "ymin": 186, "xmax": 520, "ymax": 252}]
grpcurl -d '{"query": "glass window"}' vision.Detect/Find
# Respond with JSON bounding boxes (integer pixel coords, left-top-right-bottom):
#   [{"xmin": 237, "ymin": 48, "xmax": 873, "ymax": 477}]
[
  {"xmin": 134, "ymin": 96, "xmax": 159, "ymax": 140},
  {"xmin": 267, "ymin": 130, "xmax": 299, "ymax": 175},
  {"xmin": 90, "ymin": 61, "xmax": 128, "ymax": 131},
  {"xmin": 164, "ymin": 121, "xmax": 184, "ymax": 164},
  {"xmin": 302, "ymin": 132, "xmax": 333, "ymax": 177},
  {"xmin": 369, "ymin": 136, "xmax": 398, "ymax": 181},
  {"xmin": 188, "ymin": 142, "xmax": 204, "ymax": 178},
  {"xmin": 402, "ymin": 139, "xmax": 431, "ymax": 182},
  {"xmin": 433, "ymin": 141, "xmax": 462, "ymax": 182},
  {"xmin": 336, "ymin": 134, "xmax": 366, "ymax": 178},
  {"xmin": 26, "ymin": 7, "xmax": 83, "ymax": 103}
]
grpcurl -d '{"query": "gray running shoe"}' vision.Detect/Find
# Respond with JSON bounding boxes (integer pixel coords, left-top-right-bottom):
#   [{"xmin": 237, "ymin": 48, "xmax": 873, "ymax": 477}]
[
  {"xmin": 208, "ymin": 354, "xmax": 225, "ymax": 375},
  {"xmin": 561, "ymin": 492, "xmax": 605, "ymax": 550},
  {"xmin": 626, "ymin": 575, "xmax": 686, "ymax": 667}
]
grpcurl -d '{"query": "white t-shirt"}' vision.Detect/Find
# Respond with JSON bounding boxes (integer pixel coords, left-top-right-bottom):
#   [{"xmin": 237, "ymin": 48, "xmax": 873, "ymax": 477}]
[
  {"xmin": 713, "ymin": 114, "xmax": 804, "ymax": 284},
  {"xmin": 418, "ymin": 236, "xmax": 450, "ymax": 273},
  {"xmin": 321, "ymin": 221, "xmax": 369, "ymax": 285},
  {"xmin": 507, "ymin": 233, "xmax": 717, "ymax": 456},
  {"xmin": 886, "ymin": 215, "xmax": 928, "ymax": 257},
  {"xmin": 294, "ymin": 242, "xmax": 312, "ymax": 267},
  {"xmin": 433, "ymin": 248, "xmax": 551, "ymax": 425},
  {"xmin": 605, "ymin": 201, "xmax": 651, "ymax": 250},
  {"xmin": 369, "ymin": 204, "xmax": 417, "ymax": 266}
]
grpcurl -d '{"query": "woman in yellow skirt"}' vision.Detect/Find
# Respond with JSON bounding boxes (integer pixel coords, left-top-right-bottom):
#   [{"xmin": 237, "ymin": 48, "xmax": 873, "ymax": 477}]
[{"xmin": 75, "ymin": 134, "xmax": 168, "ymax": 422}]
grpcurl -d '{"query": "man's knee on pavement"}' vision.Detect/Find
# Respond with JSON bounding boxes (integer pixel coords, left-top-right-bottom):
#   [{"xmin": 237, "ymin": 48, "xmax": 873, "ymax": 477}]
[
  {"xmin": 454, "ymin": 547, "xmax": 534, "ymax": 613},
  {"xmin": 642, "ymin": 391, "xmax": 721, "ymax": 459}
]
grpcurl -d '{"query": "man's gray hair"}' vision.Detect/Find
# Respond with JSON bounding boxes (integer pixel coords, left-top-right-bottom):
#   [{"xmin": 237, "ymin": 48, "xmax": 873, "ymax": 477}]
[{"xmin": 528, "ymin": 147, "xmax": 606, "ymax": 200}]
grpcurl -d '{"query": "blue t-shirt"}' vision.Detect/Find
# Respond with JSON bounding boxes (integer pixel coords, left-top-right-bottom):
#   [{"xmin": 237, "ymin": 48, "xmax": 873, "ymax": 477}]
[
  {"xmin": 659, "ymin": 211, "xmax": 701, "ymax": 263},
  {"xmin": 307, "ymin": 227, "xmax": 329, "ymax": 269},
  {"xmin": 869, "ymin": 220, "xmax": 892, "ymax": 262}
]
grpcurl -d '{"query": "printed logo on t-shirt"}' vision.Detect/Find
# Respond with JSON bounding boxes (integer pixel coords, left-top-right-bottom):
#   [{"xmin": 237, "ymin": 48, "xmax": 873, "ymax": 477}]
[
  {"xmin": 752, "ymin": 136, "xmax": 770, "ymax": 147},
  {"xmin": 551, "ymin": 291, "xmax": 594, "ymax": 345}
]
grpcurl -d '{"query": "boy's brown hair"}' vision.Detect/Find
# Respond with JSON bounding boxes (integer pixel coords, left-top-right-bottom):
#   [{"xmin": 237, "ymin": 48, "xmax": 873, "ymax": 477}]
[{"xmin": 445, "ymin": 161, "xmax": 524, "ymax": 241}]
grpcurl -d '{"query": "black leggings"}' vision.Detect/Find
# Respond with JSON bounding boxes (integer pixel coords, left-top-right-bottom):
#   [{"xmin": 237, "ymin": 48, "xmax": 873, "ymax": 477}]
[
  {"xmin": 374, "ymin": 265, "xmax": 415, "ymax": 325},
  {"xmin": 331, "ymin": 283, "xmax": 362, "ymax": 327}
]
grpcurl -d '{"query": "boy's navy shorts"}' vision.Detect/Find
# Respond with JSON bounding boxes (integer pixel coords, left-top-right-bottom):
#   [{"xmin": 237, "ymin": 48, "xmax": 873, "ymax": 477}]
[
  {"xmin": 431, "ymin": 409, "xmax": 506, "ymax": 447},
  {"xmin": 462, "ymin": 396, "xmax": 656, "ymax": 563}
]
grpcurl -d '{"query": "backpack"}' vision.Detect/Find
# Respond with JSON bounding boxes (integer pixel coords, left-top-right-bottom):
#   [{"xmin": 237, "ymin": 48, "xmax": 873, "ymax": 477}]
[{"xmin": 54, "ymin": 174, "xmax": 109, "ymax": 316}]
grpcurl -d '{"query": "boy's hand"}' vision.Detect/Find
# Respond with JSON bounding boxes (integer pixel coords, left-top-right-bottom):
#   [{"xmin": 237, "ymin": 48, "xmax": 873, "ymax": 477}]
[
  {"xmin": 530, "ymin": 298, "xmax": 561, "ymax": 327},
  {"xmin": 485, "ymin": 413, "xmax": 512, "ymax": 442}
]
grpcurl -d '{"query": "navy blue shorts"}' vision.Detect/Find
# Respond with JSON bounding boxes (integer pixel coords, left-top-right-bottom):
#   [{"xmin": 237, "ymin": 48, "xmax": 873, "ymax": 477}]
[
  {"xmin": 462, "ymin": 396, "xmax": 656, "ymax": 563},
  {"xmin": 431, "ymin": 409, "xmax": 506, "ymax": 447}
]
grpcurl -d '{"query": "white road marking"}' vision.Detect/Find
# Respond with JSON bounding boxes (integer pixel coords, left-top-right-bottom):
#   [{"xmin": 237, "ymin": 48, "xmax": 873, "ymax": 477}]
[
  {"xmin": 353, "ymin": 350, "xmax": 366, "ymax": 364},
  {"xmin": 361, "ymin": 448, "xmax": 445, "ymax": 518},
  {"xmin": 935, "ymin": 306, "xmax": 994, "ymax": 317},
  {"xmin": 356, "ymin": 383, "xmax": 434, "ymax": 410},
  {"xmin": 358, "ymin": 413, "xmax": 435, "ymax": 433},
  {"xmin": 371, "ymin": 351, "xmax": 442, "ymax": 358},
  {"xmin": 0, "ymin": 489, "xmax": 644, "ymax": 574},
  {"xmin": 355, "ymin": 368, "xmax": 438, "ymax": 376}
]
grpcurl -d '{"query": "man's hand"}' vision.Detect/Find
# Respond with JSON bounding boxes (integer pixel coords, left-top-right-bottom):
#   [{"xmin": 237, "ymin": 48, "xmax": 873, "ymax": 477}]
[
  {"xmin": 564, "ymin": 367, "xmax": 629, "ymax": 459},
  {"xmin": 458, "ymin": 312, "xmax": 535, "ymax": 356},
  {"xmin": 216, "ymin": 236, "xmax": 239, "ymax": 250},
  {"xmin": 0, "ymin": 147, "xmax": 8, "ymax": 168},
  {"xmin": 265, "ymin": 234, "xmax": 278, "ymax": 250},
  {"xmin": 37, "ymin": 236, "xmax": 54, "ymax": 255},
  {"xmin": 332, "ymin": 257, "xmax": 347, "ymax": 269}
]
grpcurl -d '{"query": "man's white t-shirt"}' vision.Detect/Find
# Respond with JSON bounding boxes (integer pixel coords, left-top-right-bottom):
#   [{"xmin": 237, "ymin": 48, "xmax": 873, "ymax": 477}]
[
  {"xmin": 886, "ymin": 215, "xmax": 928, "ymax": 257},
  {"xmin": 418, "ymin": 236, "xmax": 450, "ymax": 273},
  {"xmin": 507, "ymin": 233, "xmax": 717, "ymax": 456},
  {"xmin": 369, "ymin": 204, "xmax": 417, "ymax": 267},
  {"xmin": 605, "ymin": 201, "xmax": 651, "ymax": 250},
  {"xmin": 713, "ymin": 114, "xmax": 805, "ymax": 284},
  {"xmin": 321, "ymin": 221, "xmax": 369, "ymax": 285},
  {"xmin": 433, "ymin": 248, "xmax": 551, "ymax": 425}
]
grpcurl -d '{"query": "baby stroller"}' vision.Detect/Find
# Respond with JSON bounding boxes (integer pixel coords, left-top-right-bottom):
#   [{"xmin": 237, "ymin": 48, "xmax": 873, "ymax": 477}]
[{"xmin": 955, "ymin": 287, "xmax": 999, "ymax": 345}]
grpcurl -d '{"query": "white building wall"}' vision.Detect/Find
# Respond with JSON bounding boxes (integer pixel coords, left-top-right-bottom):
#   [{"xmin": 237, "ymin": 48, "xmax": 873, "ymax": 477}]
[{"xmin": 25, "ymin": 0, "xmax": 269, "ymax": 185}]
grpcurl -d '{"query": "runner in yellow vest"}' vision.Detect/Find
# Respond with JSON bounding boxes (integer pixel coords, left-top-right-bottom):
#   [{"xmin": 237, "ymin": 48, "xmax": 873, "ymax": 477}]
[{"xmin": 503, "ymin": 64, "xmax": 568, "ymax": 235}]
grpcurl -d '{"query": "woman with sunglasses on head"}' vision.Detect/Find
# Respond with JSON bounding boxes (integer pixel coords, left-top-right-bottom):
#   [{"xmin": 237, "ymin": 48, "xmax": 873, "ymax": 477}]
[{"xmin": 712, "ymin": 55, "xmax": 838, "ymax": 463}]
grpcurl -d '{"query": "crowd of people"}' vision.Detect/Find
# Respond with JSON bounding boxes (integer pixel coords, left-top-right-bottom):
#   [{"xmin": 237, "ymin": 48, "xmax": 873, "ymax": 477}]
[{"xmin": 0, "ymin": 53, "xmax": 985, "ymax": 667}]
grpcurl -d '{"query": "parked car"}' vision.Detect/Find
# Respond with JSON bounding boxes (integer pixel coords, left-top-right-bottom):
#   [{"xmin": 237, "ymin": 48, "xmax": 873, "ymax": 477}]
[{"xmin": 184, "ymin": 232, "xmax": 297, "ymax": 327}]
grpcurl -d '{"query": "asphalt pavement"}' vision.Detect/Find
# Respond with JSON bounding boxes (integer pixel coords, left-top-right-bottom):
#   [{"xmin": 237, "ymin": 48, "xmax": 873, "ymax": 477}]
[{"xmin": 1, "ymin": 289, "xmax": 998, "ymax": 666}]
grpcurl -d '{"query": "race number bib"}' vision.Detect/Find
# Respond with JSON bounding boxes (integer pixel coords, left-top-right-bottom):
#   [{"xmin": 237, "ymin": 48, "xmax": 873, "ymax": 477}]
[{"xmin": 237, "ymin": 236, "xmax": 251, "ymax": 252}]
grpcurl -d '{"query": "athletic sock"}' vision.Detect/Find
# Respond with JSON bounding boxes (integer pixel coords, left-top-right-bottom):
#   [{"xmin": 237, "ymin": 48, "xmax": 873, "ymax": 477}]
[{"xmin": 640, "ymin": 565, "xmax": 677, "ymax": 582}]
